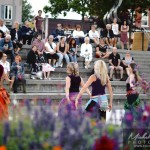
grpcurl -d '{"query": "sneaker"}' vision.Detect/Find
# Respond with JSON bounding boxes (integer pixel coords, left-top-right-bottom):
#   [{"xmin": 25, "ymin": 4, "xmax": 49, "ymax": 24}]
[
  {"xmin": 48, "ymin": 78, "xmax": 51, "ymax": 80},
  {"xmin": 85, "ymin": 66, "xmax": 88, "ymax": 69},
  {"xmin": 44, "ymin": 78, "xmax": 47, "ymax": 80},
  {"xmin": 31, "ymin": 76, "xmax": 36, "ymax": 80},
  {"xmin": 39, "ymin": 77, "xmax": 43, "ymax": 80},
  {"xmin": 110, "ymin": 78, "xmax": 113, "ymax": 81}
]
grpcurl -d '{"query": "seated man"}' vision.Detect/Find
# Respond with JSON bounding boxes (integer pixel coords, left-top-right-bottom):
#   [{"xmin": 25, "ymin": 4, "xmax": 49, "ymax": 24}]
[
  {"xmin": 54, "ymin": 23, "xmax": 64, "ymax": 42},
  {"xmin": 0, "ymin": 34, "xmax": 15, "ymax": 64},
  {"xmin": 21, "ymin": 20, "xmax": 33, "ymax": 45},
  {"xmin": 102, "ymin": 24, "xmax": 114, "ymax": 47},
  {"xmin": 109, "ymin": 47, "xmax": 123, "ymax": 81},
  {"xmin": 80, "ymin": 37, "xmax": 92, "ymax": 69}
]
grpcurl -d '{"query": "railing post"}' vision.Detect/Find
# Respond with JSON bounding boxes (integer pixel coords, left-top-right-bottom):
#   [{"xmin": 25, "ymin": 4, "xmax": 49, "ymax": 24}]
[{"xmin": 142, "ymin": 31, "xmax": 144, "ymax": 51}]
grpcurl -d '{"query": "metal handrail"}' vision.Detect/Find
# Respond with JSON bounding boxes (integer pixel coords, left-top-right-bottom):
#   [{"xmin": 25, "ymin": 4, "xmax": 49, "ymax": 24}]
[{"xmin": 141, "ymin": 27, "xmax": 150, "ymax": 42}]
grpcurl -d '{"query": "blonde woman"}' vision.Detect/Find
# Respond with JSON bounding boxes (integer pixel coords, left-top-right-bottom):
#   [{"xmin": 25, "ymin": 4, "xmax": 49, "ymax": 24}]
[
  {"xmin": 75, "ymin": 60, "xmax": 113, "ymax": 120},
  {"xmin": 58, "ymin": 62, "xmax": 91, "ymax": 115}
]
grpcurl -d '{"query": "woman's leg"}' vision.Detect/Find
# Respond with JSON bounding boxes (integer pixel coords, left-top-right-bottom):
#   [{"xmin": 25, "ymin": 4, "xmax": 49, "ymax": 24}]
[
  {"xmin": 47, "ymin": 71, "xmax": 50, "ymax": 79},
  {"xmin": 68, "ymin": 54, "xmax": 74, "ymax": 62},
  {"xmin": 121, "ymin": 41, "xmax": 124, "ymax": 50},
  {"xmin": 57, "ymin": 53, "xmax": 63, "ymax": 67},
  {"xmin": 10, "ymin": 76, "xmax": 15, "ymax": 89},
  {"xmin": 64, "ymin": 54, "xmax": 70, "ymax": 64}
]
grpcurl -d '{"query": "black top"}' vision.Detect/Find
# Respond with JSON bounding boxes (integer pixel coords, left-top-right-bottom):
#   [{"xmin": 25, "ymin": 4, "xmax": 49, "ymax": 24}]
[
  {"xmin": 96, "ymin": 44, "xmax": 107, "ymax": 53},
  {"xmin": 59, "ymin": 43, "xmax": 66, "ymax": 53},
  {"xmin": 102, "ymin": 29, "xmax": 114, "ymax": 38},
  {"xmin": 21, "ymin": 26, "xmax": 33, "ymax": 36},
  {"xmin": 91, "ymin": 75, "xmax": 106, "ymax": 96},
  {"xmin": 27, "ymin": 50, "xmax": 38, "ymax": 65},
  {"xmin": 55, "ymin": 29, "xmax": 64, "ymax": 36},
  {"xmin": 68, "ymin": 75, "xmax": 81, "ymax": 93},
  {"xmin": 109, "ymin": 53, "xmax": 120, "ymax": 66},
  {"xmin": 10, "ymin": 28, "xmax": 22, "ymax": 41}
]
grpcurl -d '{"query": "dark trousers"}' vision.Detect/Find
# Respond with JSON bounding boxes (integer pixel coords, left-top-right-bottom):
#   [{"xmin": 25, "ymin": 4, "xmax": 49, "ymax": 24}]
[
  {"xmin": 85, "ymin": 100, "xmax": 106, "ymax": 120},
  {"xmin": 13, "ymin": 78, "xmax": 26, "ymax": 93},
  {"xmin": 22, "ymin": 35, "xmax": 33, "ymax": 45}
]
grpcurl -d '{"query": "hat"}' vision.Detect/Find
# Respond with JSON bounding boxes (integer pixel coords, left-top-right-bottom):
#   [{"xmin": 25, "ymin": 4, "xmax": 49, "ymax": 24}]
[{"xmin": 0, "ymin": 64, "xmax": 4, "ymax": 79}]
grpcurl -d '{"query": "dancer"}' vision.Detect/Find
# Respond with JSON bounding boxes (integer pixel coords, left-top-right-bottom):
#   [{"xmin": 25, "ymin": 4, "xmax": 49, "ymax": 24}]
[
  {"xmin": 124, "ymin": 63, "xmax": 142, "ymax": 110},
  {"xmin": 75, "ymin": 60, "xmax": 113, "ymax": 120},
  {"xmin": 0, "ymin": 52, "xmax": 10, "ymax": 121},
  {"xmin": 58, "ymin": 62, "xmax": 91, "ymax": 115}
]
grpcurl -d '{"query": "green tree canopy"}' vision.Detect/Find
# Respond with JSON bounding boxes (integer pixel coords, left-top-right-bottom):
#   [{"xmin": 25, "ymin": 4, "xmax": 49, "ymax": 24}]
[{"xmin": 22, "ymin": 0, "xmax": 33, "ymax": 23}]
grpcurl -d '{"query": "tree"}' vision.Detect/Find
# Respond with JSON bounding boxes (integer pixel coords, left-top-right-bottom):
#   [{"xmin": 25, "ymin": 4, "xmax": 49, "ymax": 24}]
[
  {"xmin": 22, "ymin": 0, "xmax": 33, "ymax": 23},
  {"xmin": 43, "ymin": 0, "xmax": 90, "ymax": 27}
]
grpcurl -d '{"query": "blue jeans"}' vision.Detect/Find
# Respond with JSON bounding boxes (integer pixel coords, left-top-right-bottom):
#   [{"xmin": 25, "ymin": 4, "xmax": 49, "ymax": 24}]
[
  {"xmin": 57, "ymin": 53, "xmax": 70, "ymax": 66},
  {"xmin": 75, "ymin": 38, "xmax": 84, "ymax": 45},
  {"xmin": 68, "ymin": 54, "xmax": 77, "ymax": 62}
]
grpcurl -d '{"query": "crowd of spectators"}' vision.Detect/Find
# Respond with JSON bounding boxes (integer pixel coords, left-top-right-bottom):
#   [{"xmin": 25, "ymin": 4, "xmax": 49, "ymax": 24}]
[{"xmin": 0, "ymin": 10, "xmax": 133, "ymax": 93}]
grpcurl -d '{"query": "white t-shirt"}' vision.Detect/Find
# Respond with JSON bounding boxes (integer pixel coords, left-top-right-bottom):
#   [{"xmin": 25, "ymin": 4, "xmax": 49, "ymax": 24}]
[
  {"xmin": 80, "ymin": 43, "xmax": 93, "ymax": 61},
  {"xmin": 0, "ymin": 25, "xmax": 9, "ymax": 33},
  {"xmin": 73, "ymin": 30, "xmax": 85, "ymax": 38},
  {"xmin": 89, "ymin": 30, "xmax": 100, "ymax": 39},
  {"xmin": 0, "ymin": 60, "xmax": 10, "ymax": 74},
  {"xmin": 112, "ymin": 24, "xmax": 119, "ymax": 35},
  {"xmin": 45, "ymin": 42, "xmax": 56, "ymax": 53}
]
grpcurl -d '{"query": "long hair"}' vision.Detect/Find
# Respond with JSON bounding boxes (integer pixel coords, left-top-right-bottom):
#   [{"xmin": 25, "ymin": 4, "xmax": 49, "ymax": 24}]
[
  {"xmin": 94, "ymin": 60, "xmax": 108, "ymax": 86},
  {"xmin": 130, "ymin": 63, "xmax": 138, "ymax": 82},
  {"xmin": 69, "ymin": 38, "xmax": 76, "ymax": 48},
  {"xmin": 67, "ymin": 62, "xmax": 79, "ymax": 76}
]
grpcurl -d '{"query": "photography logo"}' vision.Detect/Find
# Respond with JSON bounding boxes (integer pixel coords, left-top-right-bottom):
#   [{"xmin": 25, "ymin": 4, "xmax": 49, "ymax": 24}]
[{"xmin": 123, "ymin": 129, "xmax": 150, "ymax": 149}]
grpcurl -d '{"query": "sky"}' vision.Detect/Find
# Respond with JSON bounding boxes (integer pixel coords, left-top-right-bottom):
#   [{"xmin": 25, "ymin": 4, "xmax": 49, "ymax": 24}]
[{"xmin": 28, "ymin": 0, "xmax": 82, "ymax": 20}]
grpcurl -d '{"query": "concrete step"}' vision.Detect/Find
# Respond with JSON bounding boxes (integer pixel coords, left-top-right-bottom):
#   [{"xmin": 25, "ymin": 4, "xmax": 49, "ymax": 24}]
[
  {"xmin": 10, "ymin": 93, "xmax": 149, "ymax": 101},
  {"xmin": 4, "ymin": 80, "xmax": 128, "ymax": 94}
]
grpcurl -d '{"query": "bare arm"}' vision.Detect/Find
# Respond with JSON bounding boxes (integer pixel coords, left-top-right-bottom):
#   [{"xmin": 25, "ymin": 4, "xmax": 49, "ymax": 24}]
[
  {"xmin": 76, "ymin": 75, "xmax": 95, "ymax": 101},
  {"xmin": 56, "ymin": 43, "xmax": 61, "ymax": 53},
  {"xmin": 109, "ymin": 59, "xmax": 114, "ymax": 67},
  {"xmin": 64, "ymin": 43, "xmax": 68, "ymax": 54},
  {"xmin": 80, "ymin": 78, "xmax": 91, "ymax": 97},
  {"xmin": 34, "ymin": 19, "xmax": 37, "ymax": 32},
  {"xmin": 65, "ymin": 76, "xmax": 71, "ymax": 102}
]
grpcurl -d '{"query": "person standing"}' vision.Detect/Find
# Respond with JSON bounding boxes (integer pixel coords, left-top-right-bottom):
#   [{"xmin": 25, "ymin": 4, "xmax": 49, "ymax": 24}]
[
  {"xmin": 124, "ymin": 63, "xmax": 142, "ymax": 110},
  {"xmin": 120, "ymin": 20, "xmax": 129, "ymax": 50},
  {"xmin": 34, "ymin": 10, "xmax": 44, "ymax": 34},
  {"xmin": 75, "ymin": 60, "xmax": 113, "ymax": 120},
  {"xmin": 58, "ymin": 62, "xmax": 91, "ymax": 116},
  {"xmin": 112, "ymin": 18, "xmax": 119, "ymax": 47},
  {"xmin": 0, "ymin": 51, "xmax": 10, "ymax": 121}
]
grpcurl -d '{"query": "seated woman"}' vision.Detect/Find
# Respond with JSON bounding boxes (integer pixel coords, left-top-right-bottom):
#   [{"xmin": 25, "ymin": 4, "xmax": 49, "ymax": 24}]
[
  {"xmin": 80, "ymin": 37, "xmax": 92, "ymax": 69},
  {"xmin": 58, "ymin": 62, "xmax": 91, "ymax": 116},
  {"xmin": 121, "ymin": 50, "xmax": 134, "ymax": 75},
  {"xmin": 56, "ymin": 37, "xmax": 70, "ymax": 67},
  {"xmin": 72, "ymin": 25, "xmax": 85, "ymax": 46},
  {"xmin": 10, "ymin": 21, "xmax": 23, "ymax": 54},
  {"xmin": 67, "ymin": 38, "xmax": 77, "ymax": 63},
  {"xmin": 27, "ymin": 45, "xmax": 43, "ymax": 79},
  {"xmin": 45, "ymin": 35, "xmax": 59, "ymax": 67},
  {"xmin": 10, "ymin": 55, "xmax": 26, "ymax": 93},
  {"xmin": 89, "ymin": 25, "xmax": 100, "ymax": 45},
  {"xmin": 96, "ymin": 39, "xmax": 111, "ymax": 58}
]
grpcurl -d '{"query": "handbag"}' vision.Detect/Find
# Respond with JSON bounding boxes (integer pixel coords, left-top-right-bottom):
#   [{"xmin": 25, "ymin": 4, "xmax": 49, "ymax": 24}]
[{"xmin": 17, "ymin": 74, "xmax": 23, "ymax": 80}]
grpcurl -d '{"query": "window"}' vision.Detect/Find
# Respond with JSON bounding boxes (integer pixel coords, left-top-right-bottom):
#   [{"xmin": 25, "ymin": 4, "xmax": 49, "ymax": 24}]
[{"xmin": 4, "ymin": 5, "xmax": 13, "ymax": 20}]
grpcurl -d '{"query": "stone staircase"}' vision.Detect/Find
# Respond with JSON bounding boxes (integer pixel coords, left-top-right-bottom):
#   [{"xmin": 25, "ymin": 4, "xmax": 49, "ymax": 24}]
[{"xmin": 5, "ymin": 45, "xmax": 150, "ymax": 107}]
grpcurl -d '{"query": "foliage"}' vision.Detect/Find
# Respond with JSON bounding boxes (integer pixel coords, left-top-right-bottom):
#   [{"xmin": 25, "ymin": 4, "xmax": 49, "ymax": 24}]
[
  {"xmin": 1, "ymin": 99, "xmax": 150, "ymax": 150},
  {"xmin": 22, "ymin": 0, "xmax": 34, "ymax": 23}
]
